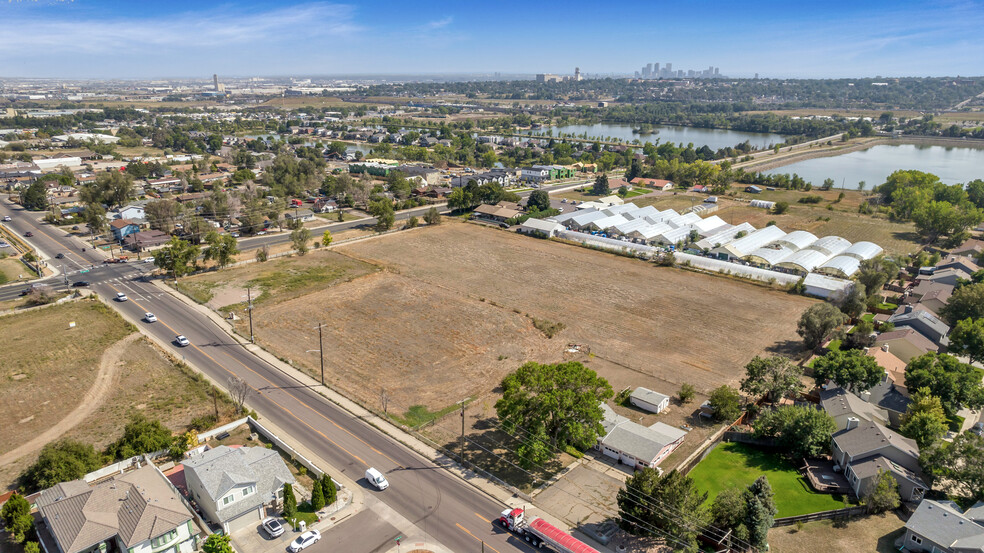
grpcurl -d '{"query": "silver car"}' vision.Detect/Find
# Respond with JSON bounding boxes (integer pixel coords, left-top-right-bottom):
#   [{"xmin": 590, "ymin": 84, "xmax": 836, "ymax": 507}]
[{"xmin": 287, "ymin": 530, "xmax": 320, "ymax": 552}]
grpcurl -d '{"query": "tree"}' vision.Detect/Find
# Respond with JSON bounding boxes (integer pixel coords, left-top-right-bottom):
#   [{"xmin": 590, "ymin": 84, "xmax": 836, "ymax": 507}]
[
  {"xmin": 368, "ymin": 199, "xmax": 395, "ymax": 231},
  {"xmin": 405, "ymin": 215, "xmax": 419, "ymax": 229},
  {"xmin": 921, "ymin": 432, "xmax": 984, "ymax": 503},
  {"xmin": 228, "ymin": 376, "xmax": 252, "ymax": 414},
  {"xmin": 797, "ymin": 302, "xmax": 847, "ymax": 350},
  {"xmin": 154, "ymin": 237, "xmax": 200, "ymax": 280},
  {"xmin": 855, "ymin": 257, "xmax": 898, "ymax": 299},
  {"xmin": 321, "ymin": 230, "xmax": 333, "ymax": 247},
  {"xmin": 840, "ymin": 283, "xmax": 867, "ymax": 319},
  {"xmin": 23, "ymin": 440, "xmax": 104, "ymax": 491},
  {"xmin": 708, "ymin": 385, "xmax": 742, "ymax": 422},
  {"xmin": 949, "ymin": 318, "xmax": 984, "ymax": 364},
  {"xmin": 772, "ymin": 201, "xmax": 789, "ymax": 215},
  {"xmin": 310, "ymin": 479, "xmax": 325, "ymax": 510},
  {"xmin": 913, "ymin": 200, "xmax": 982, "ymax": 244},
  {"xmin": 812, "ymin": 349, "xmax": 884, "ymax": 392},
  {"xmin": 592, "ymin": 174, "xmax": 610, "ymax": 196},
  {"xmin": 900, "ymin": 405, "xmax": 949, "ymax": 450},
  {"xmin": 291, "ymin": 227, "xmax": 311, "ymax": 255},
  {"xmin": 93, "ymin": 170, "xmax": 135, "ymax": 209},
  {"xmin": 906, "ymin": 352, "xmax": 984, "ymax": 415},
  {"xmin": 845, "ymin": 319, "xmax": 875, "ymax": 350},
  {"xmin": 202, "ymin": 231, "xmax": 238, "ymax": 268},
  {"xmin": 24, "ymin": 542, "xmax": 41, "ymax": 553},
  {"xmin": 495, "ymin": 361, "xmax": 613, "ymax": 468},
  {"xmin": 752, "ymin": 405, "xmax": 836, "ymax": 459},
  {"xmin": 864, "ymin": 469, "xmax": 900, "ymax": 513},
  {"xmin": 202, "ymin": 533, "xmax": 233, "ymax": 553},
  {"xmin": 617, "ymin": 468, "xmax": 709, "ymax": 550},
  {"xmin": 1, "ymin": 493, "xmax": 32, "ymax": 543},
  {"xmin": 322, "ymin": 473, "xmax": 337, "ymax": 505},
  {"xmin": 942, "ymin": 284, "xmax": 984, "ymax": 325},
  {"xmin": 528, "ymin": 189, "xmax": 551, "ymax": 212},
  {"xmin": 282, "ymin": 483, "xmax": 297, "ymax": 519},
  {"xmin": 678, "ymin": 383, "xmax": 696, "ymax": 404},
  {"xmin": 423, "ymin": 207, "xmax": 441, "ymax": 225},
  {"xmin": 710, "ymin": 488, "xmax": 750, "ymax": 545},
  {"xmin": 740, "ymin": 355, "xmax": 803, "ymax": 402},
  {"xmin": 106, "ymin": 414, "xmax": 174, "ymax": 460},
  {"xmin": 145, "ymin": 199, "xmax": 183, "ymax": 232},
  {"xmin": 21, "ymin": 181, "xmax": 48, "ymax": 211}
]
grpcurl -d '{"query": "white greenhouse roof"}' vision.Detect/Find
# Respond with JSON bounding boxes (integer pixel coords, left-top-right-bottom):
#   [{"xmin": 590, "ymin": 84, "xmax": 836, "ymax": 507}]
[
  {"xmin": 841, "ymin": 241, "xmax": 883, "ymax": 261},
  {"xmin": 623, "ymin": 205, "xmax": 660, "ymax": 220},
  {"xmin": 589, "ymin": 214, "xmax": 630, "ymax": 230},
  {"xmin": 613, "ymin": 218, "xmax": 650, "ymax": 235},
  {"xmin": 657, "ymin": 225, "xmax": 695, "ymax": 244},
  {"xmin": 775, "ymin": 230, "xmax": 819, "ymax": 251},
  {"xmin": 693, "ymin": 215, "xmax": 728, "ymax": 234},
  {"xmin": 817, "ymin": 255, "xmax": 862, "ymax": 278},
  {"xmin": 746, "ymin": 246, "xmax": 795, "ymax": 266},
  {"xmin": 696, "ymin": 222, "xmax": 756, "ymax": 251},
  {"xmin": 570, "ymin": 210, "xmax": 607, "ymax": 227},
  {"xmin": 632, "ymin": 223, "xmax": 673, "ymax": 240},
  {"xmin": 603, "ymin": 203, "xmax": 639, "ymax": 216},
  {"xmin": 776, "ymin": 249, "xmax": 834, "ymax": 273},
  {"xmin": 719, "ymin": 225, "xmax": 787, "ymax": 258},
  {"xmin": 809, "ymin": 235, "xmax": 852, "ymax": 257}
]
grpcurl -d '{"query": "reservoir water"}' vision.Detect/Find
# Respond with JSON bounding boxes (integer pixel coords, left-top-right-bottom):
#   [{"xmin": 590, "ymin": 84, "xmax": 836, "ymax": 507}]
[
  {"xmin": 521, "ymin": 123, "xmax": 785, "ymax": 151},
  {"xmin": 763, "ymin": 143, "xmax": 984, "ymax": 188}
]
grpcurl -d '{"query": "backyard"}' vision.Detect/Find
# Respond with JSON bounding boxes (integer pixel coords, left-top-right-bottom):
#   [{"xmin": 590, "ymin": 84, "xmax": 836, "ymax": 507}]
[
  {"xmin": 768, "ymin": 512, "xmax": 906, "ymax": 553},
  {"xmin": 687, "ymin": 442, "xmax": 847, "ymax": 517}
]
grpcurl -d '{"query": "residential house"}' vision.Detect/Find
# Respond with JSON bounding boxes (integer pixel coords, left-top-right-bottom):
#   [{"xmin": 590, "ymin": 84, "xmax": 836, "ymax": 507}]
[
  {"xmin": 903, "ymin": 499, "xmax": 984, "ymax": 553},
  {"xmin": 313, "ymin": 198, "xmax": 338, "ymax": 213},
  {"xmin": 949, "ymin": 237, "xmax": 984, "ymax": 258},
  {"xmin": 888, "ymin": 306, "xmax": 950, "ymax": 346},
  {"xmin": 284, "ymin": 209, "xmax": 315, "ymax": 223},
  {"xmin": 628, "ymin": 387, "xmax": 670, "ymax": 414},
  {"xmin": 867, "ymin": 344, "xmax": 909, "ymax": 394},
  {"xmin": 109, "ymin": 219, "xmax": 140, "ymax": 242},
  {"xmin": 936, "ymin": 255, "xmax": 980, "ymax": 276},
  {"xmin": 831, "ymin": 420, "xmax": 928, "ymax": 502},
  {"xmin": 181, "ymin": 445, "xmax": 296, "ymax": 534},
  {"xmin": 35, "ymin": 465, "xmax": 200, "ymax": 553},
  {"xmin": 472, "ymin": 204, "xmax": 520, "ymax": 223},
  {"xmin": 596, "ymin": 405, "xmax": 686, "ymax": 470},
  {"xmin": 917, "ymin": 267, "xmax": 972, "ymax": 287},
  {"xmin": 630, "ymin": 177, "xmax": 674, "ymax": 190},
  {"xmin": 123, "ymin": 230, "xmax": 171, "ymax": 252},
  {"xmin": 873, "ymin": 329, "xmax": 939, "ymax": 364},
  {"xmin": 521, "ymin": 167, "xmax": 550, "ymax": 183},
  {"xmin": 857, "ymin": 375, "xmax": 912, "ymax": 427},
  {"xmin": 117, "ymin": 203, "xmax": 147, "ymax": 222},
  {"xmin": 820, "ymin": 386, "xmax": 890, "ymax": 430}
]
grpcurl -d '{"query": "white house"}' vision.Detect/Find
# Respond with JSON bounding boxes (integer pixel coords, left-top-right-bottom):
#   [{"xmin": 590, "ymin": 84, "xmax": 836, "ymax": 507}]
[
  {"xmin": 629, "ymin": 387, "xmax": 670, "ymax": 414},
  {"xmin": 597, "ymin": 404, "xmax": 686, "ymax": 469}
]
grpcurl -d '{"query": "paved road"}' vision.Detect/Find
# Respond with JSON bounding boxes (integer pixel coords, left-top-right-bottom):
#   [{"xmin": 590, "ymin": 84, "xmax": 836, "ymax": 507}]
[{"xmin": 0, "ymin": 198, "xmax": 534, "ymax": 553}]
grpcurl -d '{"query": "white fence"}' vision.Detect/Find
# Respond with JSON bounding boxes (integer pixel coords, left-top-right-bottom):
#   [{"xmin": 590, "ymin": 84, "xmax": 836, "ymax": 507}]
[{"xmin": 675, "ymin": 252, "xmax": 802, "ymax": 285}]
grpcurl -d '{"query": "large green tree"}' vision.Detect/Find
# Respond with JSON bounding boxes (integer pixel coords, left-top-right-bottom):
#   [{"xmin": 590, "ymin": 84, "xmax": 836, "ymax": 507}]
[
  {"xmin": 495, "ymin": 361, "xmax": 613, "ymax": 468},
  {"xmin": 290, "ymin": 227, "xmax": 311, "ymax": 255},
  {"xmin": 864, "ymin": 469, "xmax": 901, "ymax": 513},
  {"xmin": 106, "ymin": 415, "xmax": 175, "ymax": 460},
  {"xmin": 905, "ymin": 352, "xmax": 984, "ymax": 415},
  {"xmin": 708, "ymin": 385, "xmax": 742, "ymax": 422},
  {"xmin": 154, "ymin": 237, "xmax": 201, "ymax": 279},
  {"xmin": 202, "ymin": 231, "xmax": 239, "ymax": 267},
  {"xmin": 949, "ymin": 318, "xmax": 984, "ymax": 365},
  {"xmin": 21, "ymin": 181, "xmax": 48, "ymax": 211},
  {"xmin": 368, "ymin": 199, "xmax": 395, "ymax": 231},
  {"xmin": 0, "ymin": 493, "xmax": 33, "ymax": 543},
  {"xmin": 282, "ymin": 483, "xmax": 297, "ymax": 520},
  {"xmin": 899, "ymin": 388, "xmax": 949, "ymax": 449},
  {"xmin": 797, "ymin": 303, "xmax": 847, "ymax": 350},
  {"xmin": 310, "ymin": 479, "xmax": 325, "ymax": 510},
  {"xmin": 752, "ymin": 405, "xmax": 836, "ymax": 459},
  {"xmin": 739, "ymin": 355, "xmax": 803, "ymax": 402},
  {"xmin": 941, "ymin": 284, "xmax": 984, "ymax": 325},
  {"xmin": 202, "ymin": 534, "xmax": 233, "ymax": 553},
  {"xmin": 22, "ymin": 440, "xmax": 104, "ymax": 491},
  {"xmin": 616, "ymin": 468, "xmax": 709, "ymax": 550},
  {"xmin": 527, "ymin": 189, "xmax": 551, "ymax": 212},
  {"xmin": 592, "ymin": 173, "xmax": 610, "ymax": 196},
  {"xmin": 920, "ymin": 432, "xmax": 984, "ymax": 503},
  {"xmin": 855, "ymin": 256, "xmax": 899, "ymax": 298},
  {"xmin": 812, "ymin": 349, "xmax": 884, "ymax": 392},
  {"xmin": 322, "ymin": 473, "xmax": 337, "ymax": 505}
]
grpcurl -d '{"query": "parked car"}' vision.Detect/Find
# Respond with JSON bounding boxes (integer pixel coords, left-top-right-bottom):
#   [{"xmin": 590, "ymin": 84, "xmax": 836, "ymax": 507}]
[
  {"xmin": 287, "ymin": 530, "xmax": 320, "ymax": 552},
  {"xmin": 972, "ymin": 422, "xmax": 984, "ymax": 436},
  {"xmin": 115, "ymin": 292, "xmax": 128, "ymax": 302},
  {"xmin": 175, "ymin": 335, "xmax": 190, "ymax": 347},
  {"xmin": 261, "ymin": 517, "xmax": 284, "ymax": 538},
  {"xmin": 143, "ymin": 257, "xmax": 155, "ymax": 263},
  {"xmin": 144, "ymin": 312, "xmax": 157, "ymax": 323},
  {"xmin": 72, "ymin": 281, "xmax": 90, "ymax": 287}
]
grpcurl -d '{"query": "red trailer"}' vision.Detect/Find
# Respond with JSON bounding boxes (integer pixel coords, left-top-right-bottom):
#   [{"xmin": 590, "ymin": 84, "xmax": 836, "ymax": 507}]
[{"xmin": 498, "ymin": 508, "xmax": 599, "ymax": 553}]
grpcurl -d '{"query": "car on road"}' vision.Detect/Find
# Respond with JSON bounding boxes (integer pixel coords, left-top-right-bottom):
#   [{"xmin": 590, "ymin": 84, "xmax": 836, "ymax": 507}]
[
  {"xmin": 972, "ymin": 422, "xmax": 984, "ymax": 436},
  {"xmin": 231, "ymin": 232, "xmax": 240, "ymax": 238},
  {"xmin": 365, "ymin": 467, "xmax": 389, "ymax": 490},
  {"xmin": 287, "ymin": 530, "xmax": 320, "ymax": 552},
  {"xmin": 256, "ymin": 231, "xmax": 267, "ymax": 235},
  {"xmin": 24, "ymin": 231, "xmax": 33, "ymax": 237},
  {"xmin": 144, "ymin": 312, "xmax": 157, "ymax": 323},
  {"xmin": 261, "ymin": 517, "xmax": 284, "ymax": 538},
  {"xmin": 115, "ymin": 292, "xmax": 128, "ymax": 302},
  {"xmin": 175, "ymin": 335, "xmax": 190, "ymax": 347},
  {"xmin": 2, "ymin": 215, "xmax": 10, "ymax": 221},
  {"xmin": 143, "ymin": 257, "xmax": 155, "ymax": 263},
  {"xmin": 72, "ymin": 281, "xmax": 90, "ymax": 287},
  {"xmin": 55, "ymin": 253, "xmax": 64, "ymax": 259}
]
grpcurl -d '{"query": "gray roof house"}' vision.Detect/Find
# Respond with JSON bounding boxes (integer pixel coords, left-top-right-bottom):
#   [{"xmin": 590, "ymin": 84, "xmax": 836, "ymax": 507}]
[
  {"xmin": 35, "ymin": 465, "xmax": 200, "ymax": 553},
  {"xmin": 831, "ymin": 420, "xmax": 928, "ymax": 502},
  {"xmin": 597, "ymin": 404, "xmax": 686, "ymax": 470},
  {"xmin": 857, "ymin": 375, "xmax": 912, "ymax": 428},
  {"xmin": 629, "ymin": 387, "xmax": 671, "ymax": 414},
  {"xmin": 889, "ymin": 306, "xmax": 951, "ymax": 346},
  {"xmin": 904, "ymin": 499, "xmax": 984, "ymax": 553},
  {"xmin": 182, "ymin": 446, "xmax": 295, "ymax": 534},
  {"xmin": 820, "ymin": 386, "xmax": 890, "ymax": 430}
]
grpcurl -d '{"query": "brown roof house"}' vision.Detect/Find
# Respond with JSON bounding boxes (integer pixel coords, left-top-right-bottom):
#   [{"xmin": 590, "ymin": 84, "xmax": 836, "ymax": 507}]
[
  {"xmin": 873, "ymin": 328, "xmax": 939, "ymax": 364},
  {"xmin": 35, "ymin": 465, "xmax": 201, "ymax": 553}
]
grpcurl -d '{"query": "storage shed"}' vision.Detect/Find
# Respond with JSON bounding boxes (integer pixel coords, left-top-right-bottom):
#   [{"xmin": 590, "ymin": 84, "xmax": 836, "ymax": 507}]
[{"xmin": 629, "ymin": 387, "xmax": 671, "ymax": 414}]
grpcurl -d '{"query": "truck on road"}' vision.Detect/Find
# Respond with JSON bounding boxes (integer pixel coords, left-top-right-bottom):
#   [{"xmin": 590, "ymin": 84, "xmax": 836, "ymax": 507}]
[{"xmin": 497, "ymin": 508, "xmax": 599, "ymax": 553}]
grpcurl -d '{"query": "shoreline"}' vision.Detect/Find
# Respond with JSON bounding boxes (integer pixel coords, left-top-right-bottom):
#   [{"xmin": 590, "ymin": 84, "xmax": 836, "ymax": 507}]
[{"xmin": 738, "ymin": 135, "xmax": 984, "ymax": 173}]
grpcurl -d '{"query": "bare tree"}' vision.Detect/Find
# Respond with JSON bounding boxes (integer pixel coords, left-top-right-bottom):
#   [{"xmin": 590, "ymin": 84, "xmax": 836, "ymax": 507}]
[{"xmin": 228, "ymin": 376, "xmax": 252, "ymax": 414}]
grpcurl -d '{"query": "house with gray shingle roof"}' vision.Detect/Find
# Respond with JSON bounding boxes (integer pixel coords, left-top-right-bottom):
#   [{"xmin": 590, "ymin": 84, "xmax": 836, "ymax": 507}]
[
  {"xmin": 35, "ymin": 465, "xmax": 200, "ymax": 553},
  {"xmin": 904, "ymin": 499, "xmax": 984, "ymax": 553},
  {"xmin": 831, "ymin": 420, "xmax": 928, "ymax": 502},
  {"xmin": 182, "ymin": 446, "xmax": 295, "ymax": 534},
  {"xmin": 596, "ymin": 404, "xmax": 686, "ymax": 470}
]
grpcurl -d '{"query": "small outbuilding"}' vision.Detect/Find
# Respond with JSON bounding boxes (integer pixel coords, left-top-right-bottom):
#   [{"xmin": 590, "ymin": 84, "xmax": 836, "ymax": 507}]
[{"xmin": 629, "ymin": 387, "xmax": 670, "ymax": 414}]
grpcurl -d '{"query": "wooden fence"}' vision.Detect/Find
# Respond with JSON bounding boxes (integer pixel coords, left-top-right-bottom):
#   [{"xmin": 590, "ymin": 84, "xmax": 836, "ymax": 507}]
[{"xmin": 773, "ymin": 506, "xmax": 865, "ymax": 527}]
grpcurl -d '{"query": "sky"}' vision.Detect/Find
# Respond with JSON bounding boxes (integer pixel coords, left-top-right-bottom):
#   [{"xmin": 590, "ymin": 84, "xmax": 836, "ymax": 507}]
[{"xmin": 0, "ymin": 0, "xmax": 982, "ymax": 79}]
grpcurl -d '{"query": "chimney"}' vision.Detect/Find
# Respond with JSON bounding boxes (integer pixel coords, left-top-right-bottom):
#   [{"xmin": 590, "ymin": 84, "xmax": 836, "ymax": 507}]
[
  {"xmin": 846, "ymin": 417, "xmax": 860, "ymax": 430},
  {"xmin": 863, "ymin": 347, "xmax": 870, "ymax": 354},
  {"xmin": 881, "ymin": 344, "xmax": 889, "ymax": 352}
]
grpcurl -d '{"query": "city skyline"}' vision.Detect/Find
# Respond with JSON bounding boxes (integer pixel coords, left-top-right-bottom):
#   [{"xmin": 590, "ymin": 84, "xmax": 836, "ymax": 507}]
[{"xmin": 0, "ymin": 0, "xmax": 982, "ymax": 79}]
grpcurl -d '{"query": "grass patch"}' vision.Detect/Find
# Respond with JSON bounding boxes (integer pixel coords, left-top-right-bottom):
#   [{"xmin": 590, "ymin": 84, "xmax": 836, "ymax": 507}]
[
  {"xmin": 391, "ymin": 401, "xmax": 468, "ymax": 429},
  {"xmin": 286, "ymin": 503, "xmax": 320, "ymax": 528},
  {"xmin": 688, "ymin": 442, "xmax": 848, "ymax": 517},
  {"xmin": 531, "ymin": 317, "xmax": 566, "ymax": 339},
  {"xmin": 947, "ymin": 414, "xmax": 965, "ymax": 432},
  {"xmin": 315, "ymin": 211, "xmax": 362, "ymax": 222},
  {"xmin": 861, "ymin": 313, "xmax": 875, "ymax": 322},
  {"xmin": 875, "ymin": 302, "xmax": 898, "ymax": 311},
  {"xmin": 620, "ymin": 188, "xmax": 650, "ymax": 198},
  {"xmin": 173, "ymin": 280, "xmax": 216, "ymax": 304},
  {"xmin": 827, "ymin": 339, "xmax": 842, "ymax": 351},
  {"xmin": 249, "ymin": 264, "xmax": 357, "ymax": 303}
]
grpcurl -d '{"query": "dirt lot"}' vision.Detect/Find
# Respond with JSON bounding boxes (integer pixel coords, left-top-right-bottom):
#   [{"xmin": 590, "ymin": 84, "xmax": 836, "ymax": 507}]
[
  {"xmin": 0, "ymin": 300, "xmax": 238, "ymax": 490},
  {"xmin": 768, "ymin": 511, "xmax": 906, "ymax": 553}
]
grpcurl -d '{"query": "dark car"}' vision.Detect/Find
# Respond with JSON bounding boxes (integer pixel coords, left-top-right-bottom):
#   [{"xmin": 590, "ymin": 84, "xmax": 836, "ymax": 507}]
[
  {"xmin": 72, "ymin": 281, "xmax": 90, "ymax": 287},
  {"xmin": 24, "ymin": 231, "xmax": 33, "ymax": 237},
  {"xmin": 55, "ymin": 253, "xmax": 65, "ymax": 259}
]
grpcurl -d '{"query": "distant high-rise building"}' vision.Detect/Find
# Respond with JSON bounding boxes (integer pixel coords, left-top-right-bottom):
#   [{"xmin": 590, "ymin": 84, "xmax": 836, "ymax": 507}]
[
  {"xmin": 714, "ymin": 67, "xmax": 719, "ymax": 75},
  {"xmin": 213, "ymin": 73, "xmax": 219, "ymax": 91},
  {"xmin": 654, "ymin": 63, "xmax": 660, "ymax": 75},
  {"xmin": 574, "ymin": 67, "xmax": 582, "ymax": 81},
  {"xmin": 754, "ymin": 73, "xmax": 759, "ymax": 79},
  {"xmin": 645, "ymin": 63, "xmax": 653, "ymax": 78},
  {"xmin": 665, "ymin": 62, "xmax": 672, "ymax": 73}
]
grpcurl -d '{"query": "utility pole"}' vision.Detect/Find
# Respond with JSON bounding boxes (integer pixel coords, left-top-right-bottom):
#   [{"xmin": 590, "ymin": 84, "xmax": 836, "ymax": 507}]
[
  {"xmin": 246, "ymin": 286, "xmax": 254, "ymax": 343},
  {"xmin": 458, "ymin": 398, "xmax": 467, "ymax": 466},
  {"xmin": 313, "ymin": 322, "xmax": 326, "ymax": 386}
]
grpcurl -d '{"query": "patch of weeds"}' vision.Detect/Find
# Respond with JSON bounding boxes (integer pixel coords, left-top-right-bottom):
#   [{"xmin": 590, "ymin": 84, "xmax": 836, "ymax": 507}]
[{"xmin": 531, "ymin": 317, "xmax": 566, "ymax": 339}]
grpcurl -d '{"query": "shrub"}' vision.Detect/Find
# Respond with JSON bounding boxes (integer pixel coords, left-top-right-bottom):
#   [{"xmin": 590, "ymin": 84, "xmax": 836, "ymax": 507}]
[
  {"xmin": 532, "ymin": 318, "xmax": 566, "ymax": 338},
  {"xmin": 798, "ymin": 195, "xmax": 823, "ymax": 204},
  {"xmin": 678, "ymin": 383, "xmax": 696, "ymax": 404}
]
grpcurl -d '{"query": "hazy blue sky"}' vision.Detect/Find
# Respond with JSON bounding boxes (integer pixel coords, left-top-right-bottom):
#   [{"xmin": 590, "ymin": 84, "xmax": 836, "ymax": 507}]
[{"xmin": 1, "ymin": 0, "xmax": 982, "ymax": 79}]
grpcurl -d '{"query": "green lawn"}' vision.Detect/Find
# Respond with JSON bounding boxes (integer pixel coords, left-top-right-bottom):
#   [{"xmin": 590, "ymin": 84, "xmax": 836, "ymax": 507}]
[
  {"xmin": 861, "ymin": 313, "xmax": 875, "ymax": 323},
  {"xmin": 688, "ymin": 442, "xmax": 848, "ymax": 517}
]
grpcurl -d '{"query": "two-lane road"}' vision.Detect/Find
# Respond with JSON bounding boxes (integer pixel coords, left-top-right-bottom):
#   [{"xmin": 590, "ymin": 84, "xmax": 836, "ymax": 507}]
[{"xmin": 2, "ymin": 199, "xmax": 536, "ymax": 553}]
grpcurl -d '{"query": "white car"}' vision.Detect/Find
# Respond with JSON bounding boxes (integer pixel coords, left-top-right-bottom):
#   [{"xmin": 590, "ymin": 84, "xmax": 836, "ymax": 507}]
[
  {"xmin": 116, "ymin": 292, "xmax": 128, "ymax": 302},
  {"xmin": 972, "ymin": 422, "xmax": 984, "ymax": 436},
  {"xmin": 144, "ymin": 312, "xmax": 157, "ymax": 323},
  {"xmin": 287, "ymin": 530, "xmax": 320, "ymax": 552},
  {"xmin": 175, "ymin": 335, "xmax": 190, "ymax": 347},
  {"xmin": 2, "ymin": 215, "xmax": 10, "ymax": 221},
  {"xmin": 261, "ymin": 517, "xmax": 284, "ymax": 538},
  {"xmin": 143, "ymin": 256, "xmax": 155, "ymax": 263}
]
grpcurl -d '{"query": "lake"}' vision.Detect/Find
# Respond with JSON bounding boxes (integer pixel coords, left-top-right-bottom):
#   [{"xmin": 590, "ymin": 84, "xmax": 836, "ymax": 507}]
[
  {"xmin": 764, "ymin": 143, "xmax": 984, "ymax": 188},
  {"xmin": 521, "ymin": 123, "xmax": 785, "ymax": 151}
]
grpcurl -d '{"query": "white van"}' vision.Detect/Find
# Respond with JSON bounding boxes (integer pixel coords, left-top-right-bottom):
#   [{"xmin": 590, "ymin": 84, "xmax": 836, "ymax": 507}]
[{"xmin": 365, "ymin": 467, "xmax": 389, "ymax": 490}]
